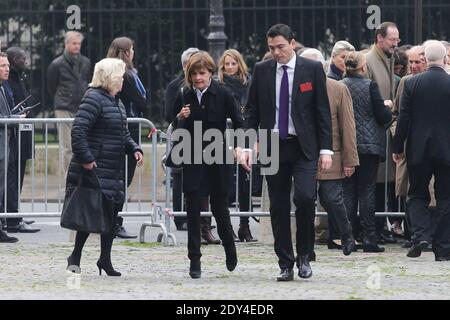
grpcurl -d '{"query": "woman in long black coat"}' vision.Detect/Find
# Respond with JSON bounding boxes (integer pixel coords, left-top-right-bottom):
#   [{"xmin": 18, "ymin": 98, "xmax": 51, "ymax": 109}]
[
  {"xmin": 65, "ymin": 58, "xmax": 143, "ymax": 276},
  {"xmin": 172, "ymin": 51, "xmax": 243, "ymax": 279}
]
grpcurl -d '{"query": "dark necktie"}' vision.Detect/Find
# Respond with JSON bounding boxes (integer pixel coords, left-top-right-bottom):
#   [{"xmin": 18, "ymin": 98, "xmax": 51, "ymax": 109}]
[{"xmin": 278, "ymin": 65, "xmax": 289, "ymax": 140}]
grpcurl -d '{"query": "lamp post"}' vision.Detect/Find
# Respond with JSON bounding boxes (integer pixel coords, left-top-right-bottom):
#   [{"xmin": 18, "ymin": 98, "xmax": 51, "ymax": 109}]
[{"xmin": 207, "ymin": 0, "xmax": 227, "ymax": 63}]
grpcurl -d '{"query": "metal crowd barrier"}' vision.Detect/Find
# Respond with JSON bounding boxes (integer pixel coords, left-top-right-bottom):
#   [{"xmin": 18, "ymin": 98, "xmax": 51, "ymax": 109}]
[
  {"xmin": 161, "ymin": 121, "xmax": 407, "ymax": 246},
  {"xmin": 0, "ymin": 118, "xmax": 176, "ymax": 245}
]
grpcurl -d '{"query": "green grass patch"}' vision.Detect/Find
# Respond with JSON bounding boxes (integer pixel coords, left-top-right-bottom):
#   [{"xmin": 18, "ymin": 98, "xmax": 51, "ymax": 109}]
[{"xmin": 119, "ymin": 240, "xmax": 162, "ymax": 248}]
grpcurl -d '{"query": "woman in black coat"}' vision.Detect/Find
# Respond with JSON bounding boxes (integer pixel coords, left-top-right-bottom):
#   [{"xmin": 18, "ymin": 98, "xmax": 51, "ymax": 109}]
[
  {"xmin": 66, "ymin": 58, "xmax": 143, "ymax": 276},
  {"xmin": 172, "ymin": 51, "xmax": 243, "ymax": 279},
  {"xmin": 218, "ymin": 49, "xmax": 258, "ymax": 242},
  {"xmin": 107, "ymin": 37, "xmax": 149, "ymax": 239}
]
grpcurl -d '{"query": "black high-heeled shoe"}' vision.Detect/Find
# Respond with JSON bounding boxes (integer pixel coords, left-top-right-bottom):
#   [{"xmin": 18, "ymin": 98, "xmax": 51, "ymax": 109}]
[
  {"xmin": 96, "ymin": 260, "xmax": 121, "ymax": 277},
  {"xmin": 327, "ymin": 239, "xmax": 342, "ymax": 250},
  {"xmin": 66, "ymin": 255, "xmax": 81, "ymax": 274}
]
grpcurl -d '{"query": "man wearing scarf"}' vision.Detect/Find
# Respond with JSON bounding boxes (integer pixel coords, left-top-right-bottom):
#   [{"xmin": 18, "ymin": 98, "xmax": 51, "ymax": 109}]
[{"xmin": 47, "ymin": 31, "xmax": 91, "ymax": 182}]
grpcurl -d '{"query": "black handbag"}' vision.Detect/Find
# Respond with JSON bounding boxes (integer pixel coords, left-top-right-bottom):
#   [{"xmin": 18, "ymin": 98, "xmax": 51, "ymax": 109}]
[
  {"xmin": 165, "ymin": 87, "xmax": 186, "ymax": 169},
  {"xmin": 60, "ymin": 170, "xmax": 114, "ymax": 235}
]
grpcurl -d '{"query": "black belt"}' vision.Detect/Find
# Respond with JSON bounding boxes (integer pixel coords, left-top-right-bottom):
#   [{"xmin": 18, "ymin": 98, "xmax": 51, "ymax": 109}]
[{"xmin": 285, "ymin": 134, "xmax": 297, "ymax": 140}]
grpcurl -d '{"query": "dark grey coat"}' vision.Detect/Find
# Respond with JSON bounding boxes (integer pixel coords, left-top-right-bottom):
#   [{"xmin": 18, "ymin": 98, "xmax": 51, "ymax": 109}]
[{"xmin": 47, "ymin": 54, "xmax": 91, "ymax": 113}]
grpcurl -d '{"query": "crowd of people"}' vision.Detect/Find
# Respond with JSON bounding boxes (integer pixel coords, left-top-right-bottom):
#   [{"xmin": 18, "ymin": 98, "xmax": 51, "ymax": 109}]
[{"xmin": 1, "ymin": 22, "xmax": 450, "ymax": 281}]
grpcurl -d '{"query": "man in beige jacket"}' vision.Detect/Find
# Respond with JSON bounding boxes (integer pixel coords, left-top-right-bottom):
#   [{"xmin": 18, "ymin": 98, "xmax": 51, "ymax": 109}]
[
  {"xmin": 365, "ymin": 21, "xmax": 399, "ymax": 243},
  {"xmin": 301, "ymin": 49, "xmax": 359, "ymax": 256}
]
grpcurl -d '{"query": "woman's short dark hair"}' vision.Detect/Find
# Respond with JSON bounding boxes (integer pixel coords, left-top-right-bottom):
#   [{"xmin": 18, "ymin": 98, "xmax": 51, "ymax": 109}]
[{"xmin": 267, "ymin": 24, "xmax": 295, "ymax": 42}]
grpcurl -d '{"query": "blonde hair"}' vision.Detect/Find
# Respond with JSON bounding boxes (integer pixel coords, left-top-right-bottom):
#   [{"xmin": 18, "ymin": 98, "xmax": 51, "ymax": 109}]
[
  {"xmin": 331, "ymin": 40, "xmax": 355, "ymax": 57},
  {"xmin": 344, "ymin": 51, "xmax": 366, "ymax": 77},
  {"xmin": 218, "ymin": 49, "xmax": 249, "ymax": 84},
  {"xmin": 184, "ymin": 51, "xmax": 216, "ymax": 88},
  {"xmin": 90, "ymin": 58, "xmax": 126, "ymax": 93}
]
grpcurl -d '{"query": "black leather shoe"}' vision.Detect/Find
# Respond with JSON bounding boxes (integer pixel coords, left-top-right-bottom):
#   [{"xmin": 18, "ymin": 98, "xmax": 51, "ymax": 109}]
[
  {"xmin": 435, "ymin": 255, "xmax": 450, "ymax": 262},
  {"xmin": 96, "ymin": 259, "xmax": 121, "ymax": 276},
  {"xmin": 276, "ymin": 268, "xmax": 294, "ymax": 282},
  {"xmin": 402, "ymin": 240, "xmax": 413, "ymax": 249},
  {"xmin": 7, "ymin": 222, "xmax": 40, "ymax": 233},
  {"xmin": 379, "ymin": 231, "xmax": 397, "ymax": 244},
  {"xmin": 309, "ymin": 251, "xmax": 316, "ymax": 262},
  {"xmin": 342, "ymin": 236, "xmax": 356, "ymax": 256},
  {"xmin": 362, "ymin": 239, "xmax": 385, "ymax": 253},
  {"xmin": 0, "ymin": 230, "xmax": 18, "ymax": 243},
  {"xmin": 423, "ymin": 243, "xmax": 433, "ymax": 252},
  {"xmin": 189, "ymin": 260, "xmax": 201, "ymax": 279},
  {"xmin": 407, "ymin": 241, "xmax": 429, "ymax": 258},
  {"xmin": 434, "ymin": 255, "xmax": 450, "ymax": 261},
  {"xmin": 24, "ymin": 220, "xmax": 35, "ymax": 225},
  {"xmin": 298, "ymin": 255, "xmax": 313, "ymax": 279},
  {"xmin": 115, "ymin": 226, "xmax": 137, "ymax": 239},
  {"xmin": 224, "ymin": 244, "xmax": 237, "ymax": 272}
]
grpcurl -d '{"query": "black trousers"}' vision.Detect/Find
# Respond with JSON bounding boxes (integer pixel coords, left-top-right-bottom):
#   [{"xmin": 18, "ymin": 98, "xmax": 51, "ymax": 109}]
[
  {"xmin": 185, "ymin": 191, "xmax": 234, "ymax": 261},
  {"xmin": 319, "ymin": 179, "xmax": 352, "ymax": 241},
  {"xmin": 343, "ymin": 154, "xmax": 380, "ymax": 240},
  {"xmin": 237, "ymin": 165, "xmax": 252, "ymax": 224},
  {"xmin": 4, "ymin": 134, "xmax": 28, "ymax": 227},
  {"xmin": 172, "ymin": 171, "xmax": 186, "ymax": 227},
  {"xmin": 408, "ymin": 160, "xmax": 450, "ymax": 257},
  {"xmin": 266, "ymin": 138, "xmax": 317, "ymax": 270}
]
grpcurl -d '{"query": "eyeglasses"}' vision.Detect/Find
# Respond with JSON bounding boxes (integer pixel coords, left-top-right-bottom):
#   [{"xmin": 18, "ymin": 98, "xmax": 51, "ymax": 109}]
[{"xmin": 386, "ymin": 38, "xmax": 401, "ymax": 43}]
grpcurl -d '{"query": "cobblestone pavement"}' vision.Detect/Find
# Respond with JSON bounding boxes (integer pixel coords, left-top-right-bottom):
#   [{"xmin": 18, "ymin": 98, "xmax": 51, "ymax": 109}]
[{"xmin": 2, "ymin": 237, "xmax": 450, "ymax": 300}]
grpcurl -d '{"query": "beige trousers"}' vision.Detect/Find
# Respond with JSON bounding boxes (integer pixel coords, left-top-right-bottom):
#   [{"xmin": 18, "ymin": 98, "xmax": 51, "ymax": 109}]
[{"xmin": 55, "ymin": 110, "xmax": 75, "ymax": 182}]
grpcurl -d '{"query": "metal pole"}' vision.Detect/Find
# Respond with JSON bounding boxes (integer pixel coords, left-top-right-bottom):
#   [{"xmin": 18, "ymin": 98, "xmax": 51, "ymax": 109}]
[
  {"xmin": 207, "ymin": 0, "xmax": 228, "ymax": 63},
  {"xmin": 415, "ymin": 0, "xmax": 423, "ymax": 44}
]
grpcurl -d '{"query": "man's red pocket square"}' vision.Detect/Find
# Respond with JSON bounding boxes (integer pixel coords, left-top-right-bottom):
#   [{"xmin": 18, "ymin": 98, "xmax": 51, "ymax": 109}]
[{"xmin": 300, "ymin": 82, "xmax": 313, "ymax": 92}]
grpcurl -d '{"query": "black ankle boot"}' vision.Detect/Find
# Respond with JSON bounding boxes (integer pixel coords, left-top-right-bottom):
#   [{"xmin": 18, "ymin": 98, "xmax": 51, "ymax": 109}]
[
  {"xmin": 97, "ymin": 259, "xmax": 121, "ymax": 276},
  {"xmin": 189, "ymin": 259, "xmax": 201, "ymax": 279},
  {"xmin": 238, "ymin": 223, "xmax": 257, "ymax": 242},
  {"xmin": 224, "ymin": 244, "xmax": 237, "ymax": 272}
]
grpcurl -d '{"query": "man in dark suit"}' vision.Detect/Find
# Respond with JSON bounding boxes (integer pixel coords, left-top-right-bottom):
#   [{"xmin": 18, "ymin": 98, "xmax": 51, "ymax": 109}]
[
  {"xmin": 393, "ymin": 41, "xmax": 450, "ymax": 261},
  {"xmin": 0, "ymin": 52, "xmax": 18, "ymax": 243},
  {"xmin": 241, "ymin": 24, "xmax": 332, "ymax": 281},
  {"xmin": 4, "ymin": 47, "xmax": 40, "ymax": 233}
]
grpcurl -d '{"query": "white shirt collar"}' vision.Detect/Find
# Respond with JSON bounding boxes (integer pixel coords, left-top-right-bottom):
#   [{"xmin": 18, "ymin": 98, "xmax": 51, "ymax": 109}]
[{"xmin": 276, "ymin": 51, "xmax": 297, "ymax": 70}]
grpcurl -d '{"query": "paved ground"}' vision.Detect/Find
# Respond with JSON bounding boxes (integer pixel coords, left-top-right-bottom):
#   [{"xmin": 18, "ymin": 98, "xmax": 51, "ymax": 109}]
[{"xmin": 2, "ymin": 215, "xmax": 450, "ymax": 300}]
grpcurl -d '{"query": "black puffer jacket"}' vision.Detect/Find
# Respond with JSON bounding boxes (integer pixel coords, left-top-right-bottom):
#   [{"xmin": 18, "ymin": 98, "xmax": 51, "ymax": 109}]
[
  {"xmin": 67, "ymin": 87, "xmax": 142, "ymax": 203},
  {"xmin": 342, "ymin": 75, "xmax": 392, "ymax": 160}
]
